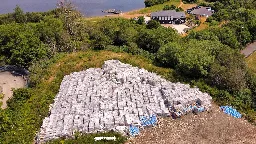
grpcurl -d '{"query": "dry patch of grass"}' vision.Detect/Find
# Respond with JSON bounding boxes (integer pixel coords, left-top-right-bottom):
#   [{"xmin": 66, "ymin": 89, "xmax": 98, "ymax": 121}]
[
  {"xmin": 246, "ymin": 52, "xmax": 256, "ymax": 73},
  {"xmin": 193, "ymin": 17, "xmax": 209, "ymax": 31},
  {"xmin": 193, "ymin": 23, "xmax": 208, "ymax": 31},
  {"xmin": 180, "ymin": 3, "xmax": 197, "ymax": 10}
]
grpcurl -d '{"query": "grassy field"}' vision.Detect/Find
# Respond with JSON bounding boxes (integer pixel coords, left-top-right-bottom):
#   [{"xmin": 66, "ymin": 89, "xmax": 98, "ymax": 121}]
[
  {"xmin": 246, "ymin": 52, "xmax": 256, "ymax": 73},
  {"xmin": 128, "ymin": 0, "xmax": 180, "ymax": 14},
  {"xmin": 192, "ymin": 17, "xmax": 209, "ymax": 31}
]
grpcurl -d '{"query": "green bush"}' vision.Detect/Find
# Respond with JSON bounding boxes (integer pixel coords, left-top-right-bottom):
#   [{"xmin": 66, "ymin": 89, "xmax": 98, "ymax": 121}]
[
  {"xmin": 145, "ymin": 0, "xmax": 170, "ymax": 7},
  {"xmin": 7, "ymin": 88, "xmax": 33, "ymax": 110}
]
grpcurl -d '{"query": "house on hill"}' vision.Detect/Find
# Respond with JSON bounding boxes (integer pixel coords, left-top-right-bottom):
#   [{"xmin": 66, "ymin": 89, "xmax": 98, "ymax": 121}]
[
  {"xmin": 151, "ymin": 10, "xmax": 186, "ymax": 24},
  {"xmin": 188, "ymin": 6, "xmax": 214, "ymax": 18}
]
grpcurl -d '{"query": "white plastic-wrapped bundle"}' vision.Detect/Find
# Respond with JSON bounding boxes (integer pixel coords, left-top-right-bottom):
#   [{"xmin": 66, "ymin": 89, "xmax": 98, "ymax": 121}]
[{"xmin": 37, "ymin": 60, "xmax": 212, "ymax": 143}]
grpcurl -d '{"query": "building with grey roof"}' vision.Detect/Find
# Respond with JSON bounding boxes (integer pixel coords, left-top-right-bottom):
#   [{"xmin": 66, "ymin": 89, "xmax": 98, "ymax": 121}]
[
  {"xmin": 151, "ymin": 10, "xmax": 186, "ymax": 24},
  {"xmin": 189, "ymin": 6, "xmax": 214, "ymax": 18}
]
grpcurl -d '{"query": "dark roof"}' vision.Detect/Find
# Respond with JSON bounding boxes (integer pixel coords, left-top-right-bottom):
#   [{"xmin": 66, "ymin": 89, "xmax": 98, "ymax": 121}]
[
  {"xmin": 151, "ymin": 10, "xmax": 185, "ymax": 18},
  {"xmin": 190, "ymin": 7, "xmax": 213, "ymax": 16}
]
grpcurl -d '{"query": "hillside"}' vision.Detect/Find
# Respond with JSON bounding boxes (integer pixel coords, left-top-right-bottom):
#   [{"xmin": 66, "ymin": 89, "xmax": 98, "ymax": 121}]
[{"xmin": 0, "ymin": 51, "xmax": 175, "ymax": 143}]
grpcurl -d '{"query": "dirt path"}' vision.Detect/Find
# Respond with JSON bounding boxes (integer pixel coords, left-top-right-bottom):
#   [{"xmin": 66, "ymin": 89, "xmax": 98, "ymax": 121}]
[
  {"xmin": 128, "ymin": 104, "xmax": 256, "ymax": 144},
  {"xmin": 178, "ymin": 0, "xmax": 184, "ymax": 8},
  {"xmin": 0, "ymin": 72, "xmax": 26, "ymax": 109}
]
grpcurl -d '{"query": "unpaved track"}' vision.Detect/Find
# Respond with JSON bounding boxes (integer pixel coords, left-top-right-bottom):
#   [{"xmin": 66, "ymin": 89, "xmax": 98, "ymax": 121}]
[
  {"xmin": 0, "ymin": 72, "xmax": 26, "ymax": 109},
  {"xmin": 128, "ymin": 104, "xmax": 256, "ymax": 144}
]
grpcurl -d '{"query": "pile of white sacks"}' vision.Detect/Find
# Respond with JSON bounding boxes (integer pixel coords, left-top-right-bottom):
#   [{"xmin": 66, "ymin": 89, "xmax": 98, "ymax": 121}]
[{"xmin": 37, "ymin": 60, "xmax": 212, "ymax": 143}]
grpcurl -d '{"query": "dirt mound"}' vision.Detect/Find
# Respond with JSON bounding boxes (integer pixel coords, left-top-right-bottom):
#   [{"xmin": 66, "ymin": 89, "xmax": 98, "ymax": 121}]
[{"xmin": 128, "ymin": 104, "xmax": 256, "ymax": 144}]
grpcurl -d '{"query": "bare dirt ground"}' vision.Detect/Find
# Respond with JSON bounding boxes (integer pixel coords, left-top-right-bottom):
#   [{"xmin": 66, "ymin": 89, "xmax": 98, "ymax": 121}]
[
  {"xmin": 0, "ymin": 71, "xmax": 26, "ymax": 109},
  {"xmin": 127, "ymin": 104, "xmax": 256, "ymax": 144},
  {"xmin": 162, "ymin": 24, "xmax": 189, "ymax": 34}
]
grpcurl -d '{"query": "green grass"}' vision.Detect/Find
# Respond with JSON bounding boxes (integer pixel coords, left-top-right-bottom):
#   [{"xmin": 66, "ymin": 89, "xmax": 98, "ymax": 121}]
[
  {"xmin": 246, "ymin": 52, "xmax": 256, "ymax": 73},
  {"xmin": 0, "ymin": 93, "xmax": 4, "ymax": 99},
  {"xmin": 129, "ymin": 0, "xmax": 180, "ymax": 14}
]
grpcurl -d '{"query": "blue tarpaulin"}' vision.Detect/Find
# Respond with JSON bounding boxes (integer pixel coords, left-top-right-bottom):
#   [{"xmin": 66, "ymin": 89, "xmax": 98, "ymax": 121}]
[
  {"xmin": 140, "ymin": 114, "xmax": 158, "ymax": 127},
  {"xmin": 129, "ymin": 125, "xmax": 140, "ymax": 136},
  {"xmin": 220, "ymin": 106, "xmax": 242, "ymax": 118}
]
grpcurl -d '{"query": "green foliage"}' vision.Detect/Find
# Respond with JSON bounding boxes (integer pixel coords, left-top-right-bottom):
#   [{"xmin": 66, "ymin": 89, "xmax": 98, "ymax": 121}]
[
  {"xmin": 7, "ymin": 88, "xmax": 33, "ymax": 110},
  {"xmin": 0, "ymin": 23, "xmax": 49, "ymax": 68},
  {"xmin": 191, "ymin": 80, "xmax": 255, "ymax": 121},
  {"xmin": 157, "ymin": 40, "xmax": 227, "ymax": 78},
  {"xmin": 223, "ymin": 21, "xmax": 252, "ymax": 46},
  {"xmin": 13, "ymin": 6, "xmax": 27, "ymax": 23},
  {"xmin": 187, "ymin": 27, "xmax": 241, "ymax": 49},
  {"xmin": 137, "ymin": 16, "xmax": 145, "ymax": 25},
  {"xmin": 163, "ymin": 5, "xmax": 184, "ymax": 12},
  {"xmin": 25, "ymin": 12, "xmax": 44, "ymax": 23},
  {"xmin": 246, "ymin": 71, "xmax": 256, "ymax": 110},
  {"xmin": 176, "ymin": 40, "xmax": 215, "ymax": 77},
  {"xmin": 163, "ymin": 4, "xmax": 176, "ymax": 10},
  {"xmin": 137, "ymin": 27, "xmax": 178, "ymax": 53},
  {"xmin": 0, "ymin": 93, "xmax": 4, "ymax": 99},
  {"xmin": 156, "ymin": 42, "xmax": 183, "ymax": 67},
  {"xmin": 247, "ymin": 19, "xmax": 256, "ymax": 40},
  {"xmin": 144, "ymin": 0, "xmax": 170, "ymax": 7},
  {"xmin": 209, "ymin": 49, "xmax": 247, "ymax": 92},
  {"xmin": 146, "ymin": 20, "xmax": 161, "ymax": 29},
  {"xmin": 182, "ymin": 0, "xmax": 198, "ymax": 4}
]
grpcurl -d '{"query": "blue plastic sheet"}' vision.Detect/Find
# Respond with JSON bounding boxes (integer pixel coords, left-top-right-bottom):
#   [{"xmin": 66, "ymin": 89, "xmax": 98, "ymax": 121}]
[
  {"xmin": 220, "ymin": 106, "xmax": 242, "ymax": 118},
  {"xmin": 129, "ymin": 125, "xmax": 140, "ymax": 136},
  {"xmin": 140, "ymin": 114, "xmax": 158, "ymax": 127}
]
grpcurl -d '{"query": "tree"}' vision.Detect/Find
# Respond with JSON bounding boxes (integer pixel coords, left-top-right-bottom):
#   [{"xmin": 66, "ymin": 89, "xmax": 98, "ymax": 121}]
[
  {"xmin": 144, "ymin": 0, "xmax": 169, "ymax": 7},
  {"xmin": 163, "ymin": 5, "xmax": 176, "ymax": 10},
  {"xmin": 212, "ymin": 27, "xmax": 241, "ymax": 49},
  {"xmin": 182, "ymin": 0, "xmax": 198, "ymax": 4},
  {"xmin": 0, "ymin": 24, "xmax": 49, "ymax": 68},
  {"xmin": 115, "ymin": 27, "xmax": 138, "ymax": 46},
  {"xmin": 7, "ymin": 88, "xmax": 32, "ymax": 110},
  {"xmin": 13, "ymin": 5, "xmax": 27, "ymax": 23},
  {"xmin": 247, "ymin": 19, "xmax": 256, "ymax": 41},
  {"xmin": 209, "ymin": 49, "xmax": 247, "ymax": 92},
  {"xmin": 246, "ymin": 71, "xmax": 256, "ymax": 110},
  {"xmin": 137, "ymin": 27, "xmax": 179, "ymax": 53},
  {"xmin": 146, "ymin": 20, "xmax": 161, "ymax": 29},
  {"xmin": 137, "ymin": 16, "xmax": 145, "ymax": 25},
  {"xmin": 56, "ymin": 0, "xmax": 82, "ymax": 35},
  {"xmin": 176, "ymin": 40, "xmax": 215, "ymax": 77},
  {"xmin": 187, "ymin": 30, "xmax": 219, "ymax": 41},
  {"xmin": 157, "ymin": 42, "xmax": 183, "ymax": 67},
  {"xmin": 224, "ymin": 21, "xmax": 252, "ymax": 46},
  {"xmin": 25, "ymin": 12, "xmax": 43, "ymax": 23}
]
